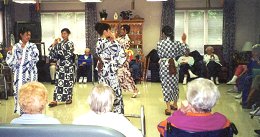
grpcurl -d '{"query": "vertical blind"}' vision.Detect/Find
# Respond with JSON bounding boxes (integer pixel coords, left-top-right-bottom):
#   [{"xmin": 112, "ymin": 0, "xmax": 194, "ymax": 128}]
[
  {"xmin": 41, "ymin": 12, "xmax": 86, "ymax": 55},
  {"xmin": 175, "ymin": 10, "xmax": 223, "ymax": 54}
]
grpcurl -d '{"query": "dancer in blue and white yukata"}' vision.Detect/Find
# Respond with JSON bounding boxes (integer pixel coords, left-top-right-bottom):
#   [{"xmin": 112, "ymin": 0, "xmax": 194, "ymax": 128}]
[
  {"xmin": 48, "ymin": 28, "xmax": 75, "ymax": 107},
  {"xmin": 95, "ymin": 22, "xmax": 126, "ymax": 114},
  {"xmin": 6, "ymin": 27, "xmax": 39, "ymax": 114}
]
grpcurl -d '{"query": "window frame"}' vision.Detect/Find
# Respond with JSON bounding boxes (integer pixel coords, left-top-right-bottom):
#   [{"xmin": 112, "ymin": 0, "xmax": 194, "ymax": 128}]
[
  {"xmin": 41, "ymin": 11, "xmax": 86, "ymax": 55},
  {"xmin": 175, "ymin": 9, "xmax": 223, "ymax": 54}
]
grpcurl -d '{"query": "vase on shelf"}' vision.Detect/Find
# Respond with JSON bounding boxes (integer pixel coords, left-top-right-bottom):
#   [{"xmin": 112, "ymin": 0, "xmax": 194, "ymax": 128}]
[{"xmin": 114, "ymin": 12, "xmax": 118, "ymax": 20}]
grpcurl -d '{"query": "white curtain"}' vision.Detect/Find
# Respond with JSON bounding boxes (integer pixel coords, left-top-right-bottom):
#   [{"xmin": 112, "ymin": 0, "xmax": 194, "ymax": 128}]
[
  {"xmin": 41, "ymin": 12, "xmax": 86, "ymax": 55},
  {"xmin": 175, "ymin": 10, "xmax": 223, "ymax": 54}
]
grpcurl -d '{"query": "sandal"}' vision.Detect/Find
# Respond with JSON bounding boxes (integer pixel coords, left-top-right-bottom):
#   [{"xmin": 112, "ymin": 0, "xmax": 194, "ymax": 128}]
[
  {"xmin": 66, "ymin": 100, "xmax": 72, "ymax": 104},
  {"xmin": 48, "ymin": 101, "xmax": 57, "ymax": 107},
  {"xmin": 165, "ymin": 109, "xmax": 171, "ymax": 115},
  {"xmin": 170, "ymin": 105, "xmax": 178, "ymax": 110}
]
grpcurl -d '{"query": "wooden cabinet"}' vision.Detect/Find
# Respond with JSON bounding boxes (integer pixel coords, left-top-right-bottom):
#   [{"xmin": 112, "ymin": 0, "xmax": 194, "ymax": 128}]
[{"xmin": 101, "ymin": 19, "xmax": 144, "ymax": 49}]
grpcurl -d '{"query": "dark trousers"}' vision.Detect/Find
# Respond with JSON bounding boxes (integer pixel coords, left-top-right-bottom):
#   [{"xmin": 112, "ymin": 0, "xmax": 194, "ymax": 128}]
[
  {"xmin": 180, "ymin": 64, "xmax": 191, "ymax": 75},
  {"xmin": 207, "ymin": 61, "xmax": 221, "ymax": 78},
  {"xmin": 78, "ymin": 65, "xmax": 91, "ymax": 78},
  {"xmin": 237, "ymin": 73, "xmax": 253, "ymax": 107}
]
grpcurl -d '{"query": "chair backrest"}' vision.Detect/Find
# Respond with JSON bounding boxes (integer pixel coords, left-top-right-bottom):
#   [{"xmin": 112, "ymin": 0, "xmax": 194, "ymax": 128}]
[
  {"xmin": 204, "ymin": 45, "xmax": 225, "ymax": 65},
  {"xmin": 0, "ymin": 124, "xmax": 126, "ymax": 137},
  {"xmin": 165, "ymin": 122, "xmax": 237, "ymax": 137},
  {"xmin": 252, "ymin": 68, "xmax": 260, "ymax": 78}
]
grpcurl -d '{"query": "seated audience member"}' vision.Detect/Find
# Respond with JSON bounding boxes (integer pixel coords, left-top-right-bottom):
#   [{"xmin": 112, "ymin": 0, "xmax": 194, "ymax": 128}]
[
  {"xmin": 49, "ymin": 59, "xmax": 57, "ymax": 84},
  {"xmin": 237, "ymin": 44, "xmax": 260, "ymax": 108},
  {"xmin": 203, "ymin": 46, "xmax": 222, "ymax": 84},
  {"xmin": 177, "ymin": 48, "xmax": 198, "ymax": 85},
  {"xmin": 11, "ymin": 82, "xmax": 60, "ymax": 124},
  {"xmin": 78, "ymin": 48, "xmax": 92, "ymax": 83},
  {"xmin": 227, "ymin": 53, "xmax": 249, "ymax": 85},
  {"xmin": 49, "ymin": 38, "xmax": 60, "ymax": 85},
  {"xmin": 248, "ymin": 75, "xmax": 260, "ymax": 115},
  {"xmin": 188, "ymin": 50, "xmax": 206, "ymax": 78},
  {"xmin": 73, "ymin": 83, "xmax": 142, "ymax": 137},
  {"xmin": 158, "ymin": 78, "xmax": 230, "ymax": 136},
  {"xmin": 130, "ymin": 55, "xmax": 142, "ymax": 83},
  {"xmin": 227, "ymin": 65, "xmax": 248, "ymax": 85}
]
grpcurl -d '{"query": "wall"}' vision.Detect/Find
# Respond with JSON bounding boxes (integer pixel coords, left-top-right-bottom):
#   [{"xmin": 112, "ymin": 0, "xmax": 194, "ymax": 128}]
[
  {"xmin": 41, "ymin": 3, "xmax": 85, "ymax": 11},
  {"xmin": 13, "ymin": 0, "xmax": 260, "ymax": 54},
  {"xmin": 97, "ymin": 0, "xmax": 162, "ymax": 55},
  {"xmin": 13, "ymin": 3, "xmax": 30, "ymax": 22},
  {"xmin": 39, "ymin": 0, "xmax": 162, "ymax": 55},
  {"xmin": 235, "ymin": 0, "xmax": 258, "ymax": 50},
  {"xmin": 175, "ymin": 0, "xmax": 222, "ymax": 9}
]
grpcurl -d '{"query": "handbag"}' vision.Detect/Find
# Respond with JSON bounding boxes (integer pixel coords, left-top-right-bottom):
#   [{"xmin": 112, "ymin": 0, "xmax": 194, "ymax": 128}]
[{"xmin": 168, "ymin": 58, "xmax": 177, "ymax": 75}]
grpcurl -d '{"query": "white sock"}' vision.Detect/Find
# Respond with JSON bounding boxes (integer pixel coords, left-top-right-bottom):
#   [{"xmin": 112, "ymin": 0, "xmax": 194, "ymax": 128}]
[
  {"xmin": 227, "ymin": 75, "xmax": 237, "ymax": 84},
  {"xmin": 183, "ymin": 76, "xmax": 187, "ymax": 85},
  {"xmin": 188, "ymin": 70, "xmax": 198, "ymax": 78},
  {"xmin": 230, "ymin": 75, "xmax": 237, "ymax": 82},
  {"xmin": 210, "ymin": 77, "xmax": 214, "ymax": 81},
  {"xmin": 216, "ymin": 77, "xmax": 219, "ymax": 84},
  {"xmin": 50, "ymin": 65, "xmax": 56, "ymax": 80}
]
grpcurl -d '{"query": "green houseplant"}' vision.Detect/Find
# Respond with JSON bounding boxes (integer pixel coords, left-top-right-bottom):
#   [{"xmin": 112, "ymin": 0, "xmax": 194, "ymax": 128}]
[
  {"xmin": 120, "ymin": 10, "xmax": 133, "ymax": 20},
  {"xmin": 99, "ymin": 9, "xmax": 108, "ymax": 20}
]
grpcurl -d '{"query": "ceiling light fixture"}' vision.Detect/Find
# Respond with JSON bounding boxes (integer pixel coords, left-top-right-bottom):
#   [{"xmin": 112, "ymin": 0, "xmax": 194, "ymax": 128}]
[
  {"xmin": 79, "ymin": 0, "xmax": 102, "ymax": 2},
  {"xmin": 146, "ymin": 0, "xmax": 167, "ymax": 1},
  {"xmin": 13, "ymin": 0, "xmax": 36, "ymax": 4}
]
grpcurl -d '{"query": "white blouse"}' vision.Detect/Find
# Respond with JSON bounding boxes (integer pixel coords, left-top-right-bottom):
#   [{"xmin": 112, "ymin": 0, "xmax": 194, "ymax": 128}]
[
  {"xmin": 203, "ymin": 54, "xmax": 222, "ymax": 66},
  {"xmin": 73, "ymin": 111, "xmax": 143, "ymax": 137}
]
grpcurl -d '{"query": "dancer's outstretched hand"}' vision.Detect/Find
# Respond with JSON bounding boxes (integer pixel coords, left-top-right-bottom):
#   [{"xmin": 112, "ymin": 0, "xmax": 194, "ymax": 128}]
[{"xmin": 181, "ymin": 33, "xmax": 187, "ymax": 44}]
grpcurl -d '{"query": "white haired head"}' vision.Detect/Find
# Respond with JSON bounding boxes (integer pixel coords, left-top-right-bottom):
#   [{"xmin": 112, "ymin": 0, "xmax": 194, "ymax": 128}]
[
  {"xmin": 186, "ymin": 78, "xmax": 220, "ymax": 112},
  {"xmin": 205, "ymin": 46, "xmax": 214, "ymax": 55},
  {"xmin": 88, "ymin": 83, "xmax": 115, "ymax": 114},
  {"xmin": 252, "ymin": 44, "xmax": 260, "ymax": 58}
]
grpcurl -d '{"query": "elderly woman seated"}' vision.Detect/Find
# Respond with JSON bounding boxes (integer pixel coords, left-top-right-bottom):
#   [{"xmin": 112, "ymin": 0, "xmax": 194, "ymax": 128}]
[
  {"xmin": 157, "ymin": 78, "xmax": 230, "ymax": 136},
  {"xmin": 236, "ymin": 44, "xmax": 260, "ymax": 108},
  {"xmin": 11, "ymin": 82, "xmax": 60, "ymax": 124},
  {"xmin": 78, "ymin": 48, "xmax": 92, "ymax": 83},
  {"xmin": 177, "ymin": 48, "xmax": 198, "ymax": 85},
  {"xmin": 204, "ymin": 46, "xmax": 222, "ymax": 84},
  {"xmin": 73, "ymin": 83, "xmax": 142, "ymax": 137}
]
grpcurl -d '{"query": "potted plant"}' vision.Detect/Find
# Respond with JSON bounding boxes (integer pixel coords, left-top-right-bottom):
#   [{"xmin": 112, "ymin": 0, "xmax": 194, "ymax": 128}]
[
  {"xmin": 99, "ymin": 9, "xmax": 108, "ymax": 20},
  {"xmin": 120, "ymin": 10, "xmax": 133, "ymax": 20}
]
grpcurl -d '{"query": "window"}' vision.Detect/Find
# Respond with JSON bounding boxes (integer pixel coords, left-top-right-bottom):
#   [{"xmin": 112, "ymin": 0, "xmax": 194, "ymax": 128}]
[
  {"xmin": 41, "ymin": 12, "xmax": 86, "ymax": 55},
  {"xmin": 175, "ymin": 10, "xmax": 223, "ymax": 54}
]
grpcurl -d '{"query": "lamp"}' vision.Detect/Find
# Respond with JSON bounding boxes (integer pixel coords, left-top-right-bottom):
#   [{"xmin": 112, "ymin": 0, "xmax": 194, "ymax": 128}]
[
  {"xmin": 13, "ymin": 0, "xmax": 36, "ymax": 4},
  {"xmin": 79, "ymin": 0, "xmax": 102, "ymax": 2},
  {"xmin": 253, "ymin": 44, "xmax": 260, "ymax": 48},
  {"xmin": 242, "ymin": 41, "xmax": 253, "ymax": 51}
]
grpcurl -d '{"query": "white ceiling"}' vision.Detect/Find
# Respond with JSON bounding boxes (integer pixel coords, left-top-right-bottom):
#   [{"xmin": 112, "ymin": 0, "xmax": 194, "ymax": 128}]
[
  {"xmin": 39, "ymin": 0, "xmax": 82, "ymax": 3},
  {"xmin": 0, "ymin": 0, "xmax": 207, "ymax": 4},
  {"xmin": 10, "ymin": 0, "xmax": 205, "ymax": 3}
]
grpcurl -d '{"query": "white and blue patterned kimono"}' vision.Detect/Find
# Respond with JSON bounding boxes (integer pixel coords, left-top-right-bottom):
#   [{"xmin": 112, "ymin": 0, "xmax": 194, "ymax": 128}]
[
  {"xmin": 117, "ymin": 34, "xmax": 138, "ymax": 93},
  {"xmin": 96, "ymin": 38, "xmax": 126, "ymax": 114},
  {"xmin": 157, "ymin": 37, "xmax": 187, "ymax": 102},
  {"xmin": 6, "ymin": 40, "xmax": 39, "ymax": 113},
  {"xmin": 49, "ymin": 40, "xmax": 75, "ymax": 102}
]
